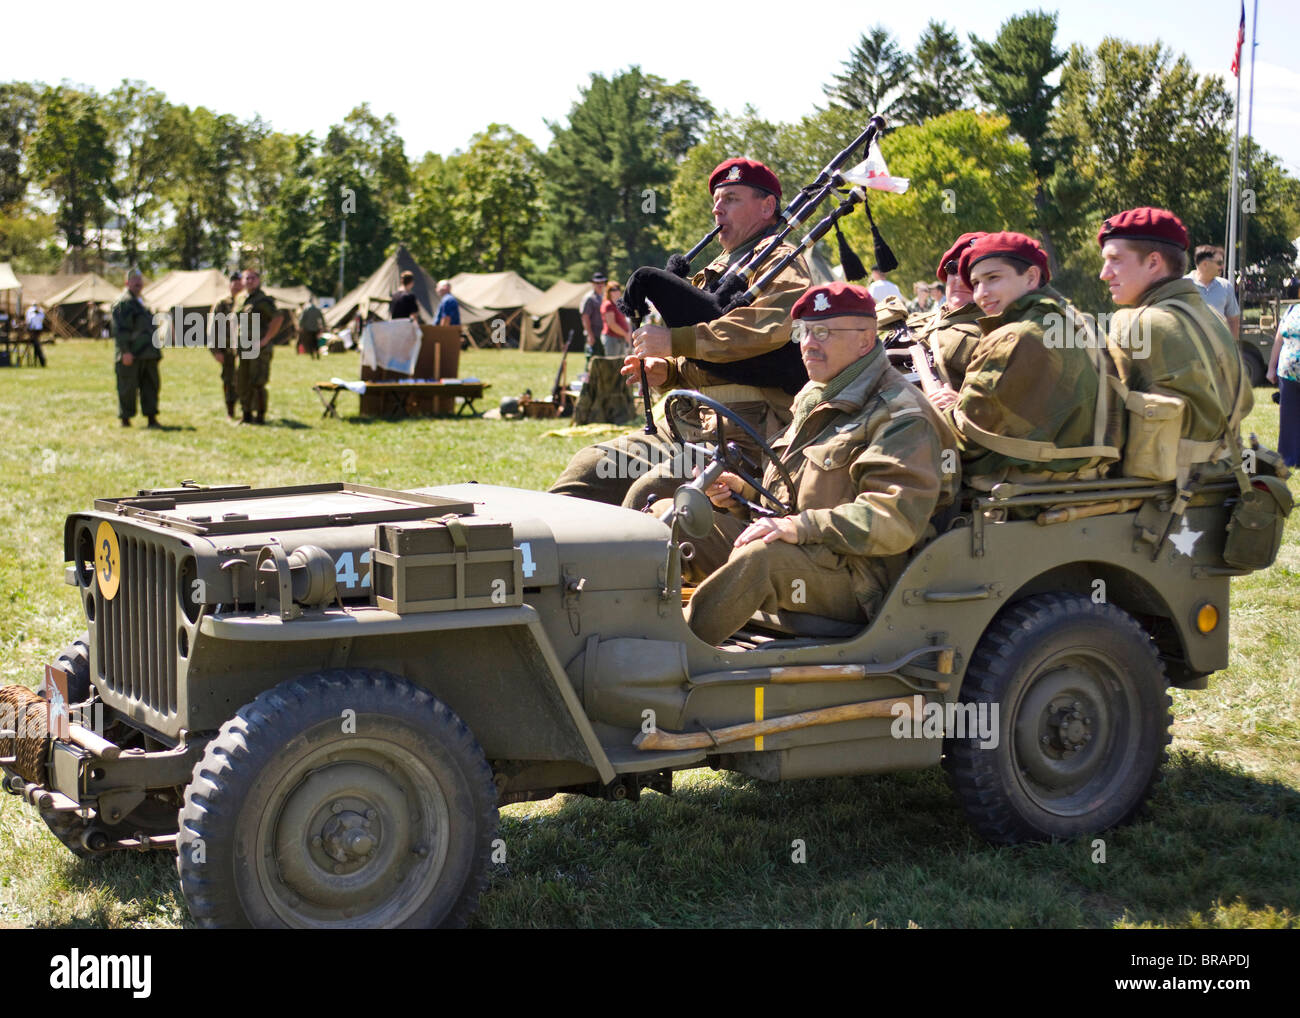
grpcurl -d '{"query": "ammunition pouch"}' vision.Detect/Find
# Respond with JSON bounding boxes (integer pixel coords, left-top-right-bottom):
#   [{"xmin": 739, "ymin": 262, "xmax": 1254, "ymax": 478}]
[
  {"xmin": 1222, "ymin": 474, "xmax": 1293, "ymax": 571},
  {"xmin": 1120, "ymin": 389, "xmax": 1185, "ymax": 482}
]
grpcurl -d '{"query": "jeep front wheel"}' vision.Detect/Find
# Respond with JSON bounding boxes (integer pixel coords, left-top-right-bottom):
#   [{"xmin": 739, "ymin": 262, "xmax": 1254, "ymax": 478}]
[
  {"xmin": 942, "ymin": 593, "xmax": 1171, "ymax": 844},
  {"xmin": 178, "ymin": 670, "xmax": 498, "ymax": 928}
]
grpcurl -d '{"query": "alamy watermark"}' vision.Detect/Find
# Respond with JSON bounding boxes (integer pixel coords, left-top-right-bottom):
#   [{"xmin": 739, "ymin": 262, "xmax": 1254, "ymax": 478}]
[
  {"xmin": 150, "ymin": 306, "xmax": 262, "ymax": 359},
  {"xmin": 890, "ymin": 694, "xmax": 999, "ymax": 749}
]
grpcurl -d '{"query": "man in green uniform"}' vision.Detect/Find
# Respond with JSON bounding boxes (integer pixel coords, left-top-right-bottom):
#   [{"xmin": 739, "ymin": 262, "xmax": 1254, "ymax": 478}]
[
  {"xmin": 236, "ymin": 268, "xmax": 282, "ymax": 425},
  {"xmin": 550, "ymin": 157, "xmax": 810, "ymax": 510},
  {"xmin": 111, "ymin": 269, "xmax": 161, "ymax": 428},
  {"xmin": 297, "ymin": 296, "xmax": 326, "ymax": 359},
  {"xmin": 669, "ymin": 283, "xmax": 958, "ymax": 646},
  {"xmin": 209, "ymin": 272, "xmax": 243, "ymax": 419},
  {"xmin": 926, "ymin": 232, "xmax": 1119, "ymax": 490},
  {"xmin": 1098, "ymin": 206, "xmax": 1253, "ymax": 481}
]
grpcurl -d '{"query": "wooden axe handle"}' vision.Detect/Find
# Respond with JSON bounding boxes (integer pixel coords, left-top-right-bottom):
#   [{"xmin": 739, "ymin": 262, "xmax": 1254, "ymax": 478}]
[{"xmin": 634, "ymin": 697, "xmax": 911, "ymax": 752}]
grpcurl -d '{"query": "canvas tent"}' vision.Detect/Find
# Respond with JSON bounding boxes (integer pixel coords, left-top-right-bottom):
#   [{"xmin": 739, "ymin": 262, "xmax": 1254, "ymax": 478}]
[
  {"xmin": 16, "ymin": 273, "xmax": 84, "ymax": 311},
  {"xmin": 521, "ymin": 280, "xmax": 588, "ymax": 352},
  {"xmin": 325, "ymin": 246, "xmax": 480, "ymax": 330},
  {"xmin": 450, "ymin": 270, "xmax": 544, "ymax": 347},
  {"xmin": 45, "ymin": 272, "xmax": 120, "ymax": 336},
  {"xmin": 143, "ymin": 269, "xmax": 232, "ymax": 316},
  {"xmin": 264, "ymin": 285, "xmax": 314, "ymax": 313}
]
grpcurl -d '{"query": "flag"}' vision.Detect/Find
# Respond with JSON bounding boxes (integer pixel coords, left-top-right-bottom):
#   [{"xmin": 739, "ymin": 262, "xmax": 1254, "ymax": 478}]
[
  {"xmin": 1231, "ymin": 1, "xmax": 1245, "ymax": 77},
  {"xmin": 841, "ymin": 140, "xmax": 910, "ymax": 194}
]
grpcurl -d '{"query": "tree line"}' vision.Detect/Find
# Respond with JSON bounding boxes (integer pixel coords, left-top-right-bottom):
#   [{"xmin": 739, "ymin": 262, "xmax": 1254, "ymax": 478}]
[{"xmin": 1, "ymin": 11, "xmax": 1296, "ymax": 305}]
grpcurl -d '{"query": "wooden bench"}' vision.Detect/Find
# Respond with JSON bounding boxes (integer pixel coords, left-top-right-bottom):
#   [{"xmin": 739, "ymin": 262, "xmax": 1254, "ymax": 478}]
[{"xmin": 313, "ymin": 380, "xmax": 490, "ymax": 419}]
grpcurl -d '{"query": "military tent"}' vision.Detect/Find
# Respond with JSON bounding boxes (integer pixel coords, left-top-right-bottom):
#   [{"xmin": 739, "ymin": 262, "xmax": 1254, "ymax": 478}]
[
  {"xmin": 450, "ymin": 270, "xmax": 544, "ymax": 347},
  {"xmin": 521, "ymin": 280, "xmax": 588, "ymax": 352},
  {"xmin": 45, "ymin": 273, "xmax": 120, "ymax": 336},
  {"xmin": 16, "ymin": 273, "xmax": 84, "ymax": 310},
  {"xmin": 325, "ymin": 246, "xmax": 484, "ymax": 330},
  {"xmin": 264, "ymin": 285, "xmax": 314, "ymax": 313},
  {"xmin": 143, "ymin": 269, "xmax": 231, "ymax": 316}
]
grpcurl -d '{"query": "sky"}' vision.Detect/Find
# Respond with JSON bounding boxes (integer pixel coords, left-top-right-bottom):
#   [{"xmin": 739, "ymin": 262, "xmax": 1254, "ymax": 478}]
[{"xmin": 7, "ymin": 0, "xmax": 1299, "ymax": 175}]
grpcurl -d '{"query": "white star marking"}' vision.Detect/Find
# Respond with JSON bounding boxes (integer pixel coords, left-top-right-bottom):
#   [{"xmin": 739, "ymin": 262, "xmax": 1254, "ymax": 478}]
[{"xmin": 1167, "ymin": 517, "xmax": 1202, "ymax": 557}]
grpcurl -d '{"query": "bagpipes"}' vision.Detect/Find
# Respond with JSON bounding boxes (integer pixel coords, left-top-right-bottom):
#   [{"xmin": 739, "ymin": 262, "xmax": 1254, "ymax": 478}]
[{"xmin": 618, "ymin": 114, "xmax": 901, "ymax": 416}]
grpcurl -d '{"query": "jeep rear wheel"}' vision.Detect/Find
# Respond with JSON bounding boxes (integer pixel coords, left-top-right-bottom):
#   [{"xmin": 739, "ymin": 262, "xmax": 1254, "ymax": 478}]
[
  {"xmin": 942, "ymin": 593, "xmax": 1171, "ymax": 844},
  {"xmin": 178, "ymin": 670, "xmax": 498, "ymax": 928}
]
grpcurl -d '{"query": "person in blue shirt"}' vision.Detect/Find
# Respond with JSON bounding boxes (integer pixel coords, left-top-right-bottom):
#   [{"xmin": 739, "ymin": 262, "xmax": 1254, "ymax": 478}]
[{"xmin": 435, "ymin": 280, "xmax": 460, "ymax": 326}]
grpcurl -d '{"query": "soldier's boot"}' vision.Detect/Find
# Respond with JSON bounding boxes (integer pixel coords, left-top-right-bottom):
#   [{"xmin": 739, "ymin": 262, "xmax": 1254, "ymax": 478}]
[
  {"xmin": 255, "ymin": 387, "xmax": 267, "ymax": 425},
  {"xmin": 120, "ymin": 417, "xmax": 131, "ymax": 428},
  {"xmin": 147, "ymin": 416, "xmax": 161, "ymax": 429},
  {"xmin": 225, "ymin": 400, "xmax": 237, "ymax": 419}
]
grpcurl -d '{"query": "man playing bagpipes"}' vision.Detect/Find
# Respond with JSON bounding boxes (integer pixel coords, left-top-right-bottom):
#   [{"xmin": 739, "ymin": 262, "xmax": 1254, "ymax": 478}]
[{"xmin": 548, "ymin": 157, "xmax": 811, "ymax": 511}]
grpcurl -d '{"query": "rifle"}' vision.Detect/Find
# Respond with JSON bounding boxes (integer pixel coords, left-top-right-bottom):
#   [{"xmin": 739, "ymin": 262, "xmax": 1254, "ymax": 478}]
[{"xmin": 551, "ymin": 328, "xmax": 575, "ymax": 416}]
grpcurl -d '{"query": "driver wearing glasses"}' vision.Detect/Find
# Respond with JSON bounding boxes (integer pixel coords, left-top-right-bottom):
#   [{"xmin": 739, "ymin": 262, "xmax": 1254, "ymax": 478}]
[{"xmin": 665, "ymin": 282, "xmax": 959, "ymax": 646}]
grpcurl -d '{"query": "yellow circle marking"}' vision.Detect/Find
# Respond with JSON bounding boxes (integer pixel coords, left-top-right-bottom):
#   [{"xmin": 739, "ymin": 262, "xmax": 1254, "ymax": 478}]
[{"xmin": 95, "ymin": 521, "xmax": 121, "ymax": 600}]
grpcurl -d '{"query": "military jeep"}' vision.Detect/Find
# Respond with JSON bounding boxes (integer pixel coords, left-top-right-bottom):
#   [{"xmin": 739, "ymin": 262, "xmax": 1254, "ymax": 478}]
[{"xmin": 0, "ymin": 399, "xmax": 1289, "ymax": 928}]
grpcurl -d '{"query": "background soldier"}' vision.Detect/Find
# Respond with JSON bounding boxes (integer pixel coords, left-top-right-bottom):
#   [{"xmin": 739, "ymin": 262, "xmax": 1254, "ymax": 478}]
[
  {"xmin": 236, "ymin": 268, "xmax": 282, "ymax": 425},
  {"xmin": 670, "ymin": 283, "xmax": 957, "ymax": 646},
  {"xmin": 551, "ymin": 157, "xmax": 810, "ymax": 510},
  {"xmin": 910, "ymin": 232, "xmax": 987, "ymax": 391},
  {"xmin": 210, "ymin": 272, "xmax": 243, "ymax": 418},
  {"xmin": 297, "ymin": 295, "xmax": 326, "ymax": 359},
  {"xmin": 111, "ymin": 269, "xmax": 161, "ymax": 428}
]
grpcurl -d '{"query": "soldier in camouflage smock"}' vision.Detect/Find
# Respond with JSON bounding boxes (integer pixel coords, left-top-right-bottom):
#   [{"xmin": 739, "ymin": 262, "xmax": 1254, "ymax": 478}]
[
  {"xmin": 1098, "ymin": 207, "xmax": 1252, "ymax": 480},
  {"xmin": 668, "ymin": 283, "xmax": 958, "ymax": 646},
  {"xmin": 929, "ymin": 232, "xmax": 1119, "ymax": 489},
  {"xmin": 111, "ymin": 269, "xmax": 161, "ymax": 428},
  {"xmin": 209, "ymin": 272, "xmax": 243, "ymax": 419},
  {"xmin": 912, "ymin": 232, "xmax": 987, "ymax": 391},
  {"xmin": 236, "ymin": 268, "xmax": 281, "ymax": 425}
]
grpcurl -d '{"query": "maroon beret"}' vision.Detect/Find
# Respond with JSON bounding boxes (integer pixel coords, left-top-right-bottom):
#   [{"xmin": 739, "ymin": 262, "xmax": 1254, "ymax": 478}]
[
  {"xmin": 959, "ymin": 231, "xmax": 1050, "ymax": 287},
  {"xmin": 709, "ymin": 157, "xmax": 781, "ymax": 200},
  {"xmin": 792, "ymin": 282, "xmax": 876, "ymax": 321},
  {"xmin": 937, "ymin": 232, "xmax": 987, "ymax": 282},
  {"xmin": 1097, "ymin": 206, "xmax": 1188, "ymax": 249}
]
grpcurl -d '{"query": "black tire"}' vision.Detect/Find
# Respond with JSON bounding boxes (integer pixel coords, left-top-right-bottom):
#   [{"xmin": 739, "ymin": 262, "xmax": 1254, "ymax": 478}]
[
  {"xmin": 177, "ymin": 670, "xmax": 499, "ymax": 928},
  {"xmin": 942, "ymin": 593, "xmax": 1171, "ymax": 844},
  {"xmin": 1240, "ymin": 344, "xmax": 1268, "ymax": 388},
  {"xmin": 39, "ymin": 632, "xmax": 91, "ymax": 704}
]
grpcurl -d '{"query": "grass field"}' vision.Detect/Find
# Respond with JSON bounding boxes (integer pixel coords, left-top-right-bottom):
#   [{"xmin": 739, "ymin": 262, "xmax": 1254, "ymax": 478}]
[{"xmin": 0, "ymin": 339, "xmax": 1296, "ymax": 928}]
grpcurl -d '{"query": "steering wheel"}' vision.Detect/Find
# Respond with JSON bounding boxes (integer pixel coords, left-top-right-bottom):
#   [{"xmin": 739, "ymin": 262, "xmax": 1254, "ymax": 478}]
[{"xmin": 662, "ymin": 389, "xmax": 796, "ymax": 517}]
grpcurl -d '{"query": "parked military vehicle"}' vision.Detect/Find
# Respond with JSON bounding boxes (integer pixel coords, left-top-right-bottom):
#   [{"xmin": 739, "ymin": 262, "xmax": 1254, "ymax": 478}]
[
  {"xmin": 1238, "ymin": 294, "xmax": 1296, "ymax": 386},
  {"xmin": 1, "ymin": 395, "xmax": 1290, "ymax": 928}
]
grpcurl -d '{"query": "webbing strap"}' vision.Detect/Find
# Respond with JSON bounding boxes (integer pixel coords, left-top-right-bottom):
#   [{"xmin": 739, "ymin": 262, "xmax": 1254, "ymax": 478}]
[{"xmin": 953, "ymin": 408, "xmax": 1119, "ymax": 462}]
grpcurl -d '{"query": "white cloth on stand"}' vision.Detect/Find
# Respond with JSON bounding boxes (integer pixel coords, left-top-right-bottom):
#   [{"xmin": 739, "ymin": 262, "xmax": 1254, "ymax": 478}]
[{"xmin": 360, "ymin": 319, "xmax": 422, "ymax": 375}]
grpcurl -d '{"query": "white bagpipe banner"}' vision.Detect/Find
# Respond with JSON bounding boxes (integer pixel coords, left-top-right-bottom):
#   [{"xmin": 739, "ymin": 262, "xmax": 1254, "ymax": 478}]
[{"xmin": 841, "ymin": 139, "xmax": 910, "ymax": 194}]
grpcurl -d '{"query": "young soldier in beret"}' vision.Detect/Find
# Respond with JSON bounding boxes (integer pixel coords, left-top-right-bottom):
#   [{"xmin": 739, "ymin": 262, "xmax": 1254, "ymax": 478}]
[
  {"xmin": 550, "ymin": 157, "xmax": 810, "ymax": 509},
  {"xmin": 926, "ymin": 232, "xmax": 1119, "ymax": 489},
  {"xmin": 670, "ymin": 282, "xmax": 958, "ymax": 646},
  {"xmin": 907, "ymin": 232, "xmax": 987, "ymax": 391},
  {"xmin": 1098, "ymin": 206, "xmax": 1253, "ymax": 479}
]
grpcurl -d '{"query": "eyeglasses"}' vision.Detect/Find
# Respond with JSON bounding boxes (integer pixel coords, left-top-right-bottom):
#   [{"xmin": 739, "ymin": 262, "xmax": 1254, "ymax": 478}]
[{"xmin": 792, "ymin": 321, "xmax": 867, "ymax": 342}]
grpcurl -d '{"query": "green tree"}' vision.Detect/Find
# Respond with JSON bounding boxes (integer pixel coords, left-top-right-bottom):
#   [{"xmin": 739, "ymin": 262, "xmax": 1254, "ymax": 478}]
[
  {"xmin": 823, "ymin": 27, "xmax": 913, "ymax": 124},
  {"xmin": 0, "ymin": 82, "xmax": 40, "ymax": 210},
  {"xmin": 900, "ymin": 21, "xmax": 973, "ymax": 123},
  {"xmin": 104, "ymin": 80, "xmax": 178, "ymax": 270},
  {"xmin": 531, "ymin": 67, "xmax": 711, "ymax": 282},
  {"xmin": 1052, "ymin": 38, "xmax": 1235, "ymax": 304},
  {"xmin": 396, "ymin": 152, "xmax": 466, "ymax": 278},
  {"xmin": 451, "ymin": 125, "xmax": 542, "ymax": 273},
  {"xmin": 970, "ymin": 10, "xmax": 1071, "ymax": 272},
  {"xmin": 160, "ymin": 106, "xmax": 244, "ymax": 270},
  {"xmin": 837, "ymin": 110, "xmax": 1036, "ymax": 287},
  {"xmin": 28, "ymin": 84, "xmax": 113, "ymax": 266}
]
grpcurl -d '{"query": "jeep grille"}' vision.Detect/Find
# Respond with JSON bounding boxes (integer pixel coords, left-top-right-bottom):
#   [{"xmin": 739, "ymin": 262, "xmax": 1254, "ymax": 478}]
[{"xmin": 94, "ymin": 532, "xmax": 178, "ymax": 718}]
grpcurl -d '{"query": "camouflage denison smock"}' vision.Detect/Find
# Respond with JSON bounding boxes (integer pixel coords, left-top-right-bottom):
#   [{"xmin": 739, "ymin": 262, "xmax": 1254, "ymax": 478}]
[{"xmin": 945, "ymin": 286, "xmax": 1118, "ymax": 485}]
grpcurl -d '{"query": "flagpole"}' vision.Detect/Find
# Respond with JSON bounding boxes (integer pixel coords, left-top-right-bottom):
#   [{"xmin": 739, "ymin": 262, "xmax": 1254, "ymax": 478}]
[{"xmin": 1239, "ymin": 0, "xmax": 1259, "ymax": 288}]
